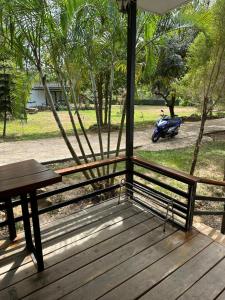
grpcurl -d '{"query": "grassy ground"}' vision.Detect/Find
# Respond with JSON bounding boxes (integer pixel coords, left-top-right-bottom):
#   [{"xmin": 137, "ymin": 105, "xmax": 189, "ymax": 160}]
[
  {"xmin": 0, "ymin": 105, "xmax": 196, "ymax": 141},
  {"xmin": 136, "ymin": 141, "xmax": 225, "ymax": 181},
  {"xmin": 136, "ymin": 142, "xmax": 225, "ymax": 197}
]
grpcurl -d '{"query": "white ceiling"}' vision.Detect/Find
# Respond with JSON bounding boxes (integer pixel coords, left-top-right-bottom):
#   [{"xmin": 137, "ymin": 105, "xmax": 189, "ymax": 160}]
[{"xmin": 137, "ymin": 0, "xmax": 190, "ymax": 14}]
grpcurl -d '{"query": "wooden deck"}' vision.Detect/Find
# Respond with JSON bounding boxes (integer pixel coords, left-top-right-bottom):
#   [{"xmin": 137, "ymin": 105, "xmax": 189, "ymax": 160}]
[{"xmin": 1, "ymin": 199, "xmax": 225, "ymax": 300}]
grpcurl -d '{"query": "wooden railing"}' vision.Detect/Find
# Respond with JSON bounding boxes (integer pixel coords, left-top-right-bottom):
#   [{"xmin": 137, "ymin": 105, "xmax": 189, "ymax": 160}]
[
  {"xmin": 194, "ymin": 177, "xmax": 225, "ymax": 234},
  {"xmin": 1, "ymin": 156, "xmax": 225, "ymax": 234},
  {"xmin": 132, "ymin": 158, "xmax": 225, "ymax": 233},
  {"xmin": 132, "ymin": 157, "xmax": 198, "ymax": 231}
]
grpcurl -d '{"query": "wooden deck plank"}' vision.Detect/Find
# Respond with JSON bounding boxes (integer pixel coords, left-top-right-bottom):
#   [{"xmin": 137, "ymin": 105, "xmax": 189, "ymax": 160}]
[
  {"xmin": 178, "ymin": 256, "xmax": 225, "ymax": 300},
  {"xmin": 0, "ymin": 215, "xmax": 161, "ymax": 299},
  {"xmin": 98, "ymin": 234, "xmax": 212, "ymax": 300},
  {"xmin": 0, "ymin": 201, "xmax": 132, "ymax": 259},
  {"xmin": 0, "ymin": 204, "xmax": 139, "ymax": 276},
  {"xmin": 0, "ymin": 197, "xmax": 126, "ymax": 250},
  {"xmin": 2, "ymin": 199, "xmax": 225, "ymax": 300},
  {"xmin": 23, "ymin": 222, "xmax": 176, "ymax": 300},
  {"xmin": 0, "ymin": 201, "xmax": 132, "ymax": 253},
  {"xmin": 139, "ymin": 242, "xmax": 225, "ymax": 300},
  {"xmin": 62, "ymin": 230, "xmax": 197, "ymax": 300},
  {"xmin": 0, "ymin": 203, "xmax": 135, "ymax": 273},
  {"xmin": 39, "ymin": 197, "xmax": 129, "ymax": 230},
  {"xmin": 0, "ymin": 209, "xmax": 150, "ymax": 289},
  {"xmin": 216, "ymin": 289, "xmax": 225, "ymax": 300}
]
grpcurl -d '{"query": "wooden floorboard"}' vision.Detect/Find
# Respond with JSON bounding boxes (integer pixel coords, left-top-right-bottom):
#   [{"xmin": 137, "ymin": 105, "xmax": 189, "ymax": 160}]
[
  {"xmin": 61, "ymin": 230, "xmax": 195, "ymax": 300},
  {"xmin": 0, "ymin": 198, "xmax": 121, "ymax": 251},
  {"xmin": 0, "ymin": 208, "xmax": 150, "ymax": 289},
  {"xmin": 1, "ymin": 200, "xmax": 225, "ymax": 300},
  {"xmin": 23, "ymin": 220, "xmax": 173, "ymax": 300},
  {"xmin": 0, "ymin": 201, "xmax": 132, "ymax": 259},
  {"xmin": 98, "ymin": 234, "xmax": 212, "ymax": 300},
  {"xmin": 178, "ymin": 256, "xmax": 225, "ymax": 300},
  {"xmin": 0, "ymin": 203, "xmax": 140, "ymax": 274},
  {"xmin": 216, "ymin": 288, "xmax": 225, "ymax": 300},
  {"xmin": 0, "ymin": 210, "xmax": 158, "ymax": 299},
  {"xmin": 139, "ymin": 242, "xmax": 225, "ymax": 300},
  {"xmin": 0, "ymin": 207, "xmax": 151, "ymax": 278},
  {"xmin": 0, "ymin": 202, "xmax": 136, "ymax": 274}
]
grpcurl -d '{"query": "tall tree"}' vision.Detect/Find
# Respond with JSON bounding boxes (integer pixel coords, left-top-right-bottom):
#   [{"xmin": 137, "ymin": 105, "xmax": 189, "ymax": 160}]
[
  {"xmin": 176, "ymin": 0, "xmax": 225, "ymax": 175},
  {"xmin": 0, "ymin": 0, "xmax": 129, "ymax": 183},
  {"xmin": 0, "ymin": 61, "xmax": 31, "ymax": 138}
]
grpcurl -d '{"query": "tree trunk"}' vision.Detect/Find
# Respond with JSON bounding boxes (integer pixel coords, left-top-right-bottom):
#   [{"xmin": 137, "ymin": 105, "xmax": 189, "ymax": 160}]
[
  {"xmin": 166, "ymin": 94, "xmax": 176, "ymax": 118},
  {"xmin": 90, "ymin": 70, "xmax": 106, "ymax": 175},
  {"xmin": 2, "ymin": 109, "xmax": 7, "ymax": 138},
  {"xmin": 110, "ymin": 99, "xmax": 126, "ymax": 184},
  {"xmin": 168, "ymin": 105, "xmax": 175, "ymax": 118},
  {"xmin": 189, "ymin": 45, "xmax": 225, "ymax": 176},
  {"xmin": 38, "ymin": 68, "xmax": 91, "ymax": 181},
  {"xmin": 97, "ymin": 73, "xmax": 104, "ymax": 127},
  {"xmin": 106, "ymin": 63, "xmax": 114, "ymax": 176},
  {"xmin": 57, "ymin": 74, "xmax": 96, "ymax": 179},
  {"xmin": 70, "ymin": 82, "xmax": 102, "ymax": 178},
  {"xmin": 223, "ymin": 160, "xmax": 225, "ymax": 189},
  {"xmin": 104, "ymin": 72, "xmax": 110, "ymax": 126},
  {"xmin": 190, "ymin": 96, "xmax": 208, "ymax": 175},
  {"xmin": 155, "ymin": 90, "xmax": 175, "ymax": 118}
]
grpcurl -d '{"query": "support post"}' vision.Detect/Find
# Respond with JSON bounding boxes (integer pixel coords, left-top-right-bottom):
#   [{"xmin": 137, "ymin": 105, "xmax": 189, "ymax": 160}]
[
  {"xmin": 126, "ymin": 0, "xmax": 137, "ymax": 187},
  {"xmin": 30, "ymin": 191, "xmax": 44, "ymax": 272},
  {"xmin": 186, "ymin": 183, "xmax": 197, "ymax": 231},
  {"xmin": 21, "ymin": 194, "xmax": 33, "ymax": 251}
]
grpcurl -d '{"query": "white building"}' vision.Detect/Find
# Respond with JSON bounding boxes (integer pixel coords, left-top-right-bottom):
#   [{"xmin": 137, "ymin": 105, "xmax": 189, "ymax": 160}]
[{"xmin": 27, "ymin": 83, "xmax": 64, "ymax": 108}]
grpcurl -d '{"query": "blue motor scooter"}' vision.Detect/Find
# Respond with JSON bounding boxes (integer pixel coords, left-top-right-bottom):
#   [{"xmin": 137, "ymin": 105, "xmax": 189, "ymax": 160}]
[{"xmin": 152, "ymin": 110, "xmax": 182, "ymax": 143}]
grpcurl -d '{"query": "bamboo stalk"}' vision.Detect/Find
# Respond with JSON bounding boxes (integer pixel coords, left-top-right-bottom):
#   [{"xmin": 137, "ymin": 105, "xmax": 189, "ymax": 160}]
[
  {"xmin": 69, "ymin": 83, "xmax": 102, "ymax": 178},
  {"xmin": 106, "ymin": 61, "xmax": 115, "ymax": 176},
  {"xmin": 89, "ymin": 69, "xmax": 106, "ymax": 176},
  {"xmin": 39, "ymin": 68, "xmax": 91, "ymax": 181}
]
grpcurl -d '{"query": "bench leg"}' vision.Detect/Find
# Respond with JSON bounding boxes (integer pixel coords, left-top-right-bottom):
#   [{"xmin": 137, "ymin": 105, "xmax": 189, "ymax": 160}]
[
  {"xmin": 30, "ymin": 191, "xmax": 44, "ymax": 272},
  {"xmin": 21, "ymin": 194, "xmax": 33, "ymax": 251},
  {"xmin": 5, "ymin": 197, "xmax": 17, "ymax": 241}
]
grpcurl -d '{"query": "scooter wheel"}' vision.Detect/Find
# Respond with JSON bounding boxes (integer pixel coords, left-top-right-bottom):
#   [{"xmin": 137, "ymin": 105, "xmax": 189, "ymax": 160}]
[{"xmin": 152, "ymin": 132, "xmax": 160, "ymax": 143}]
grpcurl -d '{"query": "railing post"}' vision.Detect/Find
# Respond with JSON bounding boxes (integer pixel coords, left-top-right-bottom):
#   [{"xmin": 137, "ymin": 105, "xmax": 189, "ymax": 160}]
[
  {"xmin": 186, "ymin": 183, "xmax": 197, "ymax": 231},
  {"xmin": 125, "ymin": 1, "xmax": 136, "ymax": 188},
  {"xmin": 221, "ymin": 203, "xmax": 225, "ymax": 234}
]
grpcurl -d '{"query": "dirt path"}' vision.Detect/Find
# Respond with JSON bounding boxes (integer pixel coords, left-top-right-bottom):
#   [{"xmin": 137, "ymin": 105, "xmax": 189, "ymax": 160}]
[{"xmin": 1, "ymin": 118, "xmax": 225, "ymax": 166}]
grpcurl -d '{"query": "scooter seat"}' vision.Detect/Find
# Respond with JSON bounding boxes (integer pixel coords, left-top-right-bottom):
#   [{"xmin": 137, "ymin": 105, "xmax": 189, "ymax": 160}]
[{"xmin": 168, "ymin": 118, "xmax": 180, "ymax": 126}]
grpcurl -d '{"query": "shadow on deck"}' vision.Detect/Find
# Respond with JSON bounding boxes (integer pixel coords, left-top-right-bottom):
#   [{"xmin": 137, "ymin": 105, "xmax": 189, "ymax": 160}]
[{"xmin": 1, "ymin": 198, "xmax": 225, "ymax": 300}]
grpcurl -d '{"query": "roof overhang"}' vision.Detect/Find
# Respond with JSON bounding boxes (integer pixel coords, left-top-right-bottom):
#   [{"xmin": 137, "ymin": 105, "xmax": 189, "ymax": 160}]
[
  {"xmin": 137, "ymin": 0, "xmax": 190, "ymax": 14},
  {"xmin": 116, "ymin": 0, "xmax": 191, "ymax": 14}
]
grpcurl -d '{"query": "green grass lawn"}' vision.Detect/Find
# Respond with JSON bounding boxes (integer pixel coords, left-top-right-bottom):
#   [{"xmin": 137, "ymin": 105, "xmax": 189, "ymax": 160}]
[
  {"xmin": 136, "ymin": 141, "xmax": 225, "ymax": 186},
  {"xmin": 0, "ymin": 105, "xmax": 196, "ymax": 141}
]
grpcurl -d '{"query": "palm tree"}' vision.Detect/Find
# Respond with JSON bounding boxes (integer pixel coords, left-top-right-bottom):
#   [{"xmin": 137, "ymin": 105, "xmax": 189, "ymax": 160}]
[{"xmin": 0, "ymin": 0, "xmax": 128, "ymax": 182}]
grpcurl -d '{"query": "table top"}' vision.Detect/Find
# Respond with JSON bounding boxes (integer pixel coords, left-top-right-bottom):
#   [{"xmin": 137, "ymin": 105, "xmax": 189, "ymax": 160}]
[{"xmin": 0, "ymin": 159, "xmax": 62, "ymax": 200}]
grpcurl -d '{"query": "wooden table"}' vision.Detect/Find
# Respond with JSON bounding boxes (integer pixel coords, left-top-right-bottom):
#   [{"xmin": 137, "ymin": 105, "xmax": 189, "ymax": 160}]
[{"xmin": 0, "ymin": 159, "xmax": 62, "ymax": 272}]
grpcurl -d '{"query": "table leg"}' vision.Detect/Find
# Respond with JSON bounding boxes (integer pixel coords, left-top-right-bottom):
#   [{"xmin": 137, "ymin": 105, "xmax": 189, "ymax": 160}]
[
  {"xmin": 21, "ymin": 194, "xmax": 33, "ymax": 251},
  {"xmin": 30, "ymin": 191, "xmax": 44, "ymax": 272},
  {"xmin": 5, "ymin": 197, "xmax": 17, "ymax": 241}
]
